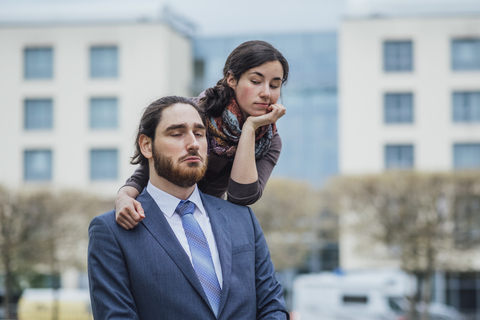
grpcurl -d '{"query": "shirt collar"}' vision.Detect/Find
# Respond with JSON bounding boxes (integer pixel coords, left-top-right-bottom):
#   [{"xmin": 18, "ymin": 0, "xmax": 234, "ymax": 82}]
[{"xmin": 146, "ymin": 181, "xmax": 205, "ymax": 218}]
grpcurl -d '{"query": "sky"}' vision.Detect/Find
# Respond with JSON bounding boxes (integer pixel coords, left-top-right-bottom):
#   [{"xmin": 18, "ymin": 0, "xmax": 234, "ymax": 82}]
[
  {"xmin": 0, "ymin": 0, "xmax": 347, "ymax": 36},
  {"xmin": 0, "ymin": 0, "xmax": 479, "ymax": 36}
]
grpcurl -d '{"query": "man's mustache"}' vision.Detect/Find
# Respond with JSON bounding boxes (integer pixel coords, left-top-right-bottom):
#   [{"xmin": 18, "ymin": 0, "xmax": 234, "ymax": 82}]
[{"xmin": 178, "ymin": 151, "xmax": 204, "ymax": 162}]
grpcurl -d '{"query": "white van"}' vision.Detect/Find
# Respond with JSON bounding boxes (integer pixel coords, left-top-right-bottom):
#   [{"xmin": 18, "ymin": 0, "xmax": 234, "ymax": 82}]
[{"xmin": 291, "ymin": 269, "xmax": 463, "ymax": 320}]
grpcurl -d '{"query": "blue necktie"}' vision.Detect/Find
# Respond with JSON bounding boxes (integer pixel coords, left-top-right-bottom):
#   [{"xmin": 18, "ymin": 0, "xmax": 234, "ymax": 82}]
[{"xmin": 176, "ymin": 200, "xmax": 221, "ymax": 317}]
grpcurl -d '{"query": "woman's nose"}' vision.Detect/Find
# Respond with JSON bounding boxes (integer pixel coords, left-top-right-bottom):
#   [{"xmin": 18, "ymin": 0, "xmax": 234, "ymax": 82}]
[{"xmin": 260, "ymin": 84, "xmax": 271, "ymax": 98}]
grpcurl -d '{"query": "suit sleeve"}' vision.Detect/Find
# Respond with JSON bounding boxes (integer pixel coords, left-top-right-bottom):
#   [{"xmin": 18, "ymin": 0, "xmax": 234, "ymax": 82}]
[
  {"xmin": 249, "ymin": 207, "xmax": 290, "ymax": 320},
  {"xmin": 88, "ymin": 215, "xmax": 140, "ymax": 320}
]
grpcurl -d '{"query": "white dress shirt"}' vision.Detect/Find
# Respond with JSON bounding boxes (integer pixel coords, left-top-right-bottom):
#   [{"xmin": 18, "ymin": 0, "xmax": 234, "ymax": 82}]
[{"xmin": 146, "ymin": 181, "xmax": 223, "ymax": 288}]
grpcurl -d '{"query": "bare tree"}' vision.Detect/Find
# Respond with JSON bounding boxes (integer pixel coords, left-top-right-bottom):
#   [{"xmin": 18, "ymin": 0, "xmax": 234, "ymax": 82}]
[
  {"xmin": 329, "ymin": 171, "xmax": 480, "ymax": 320},
  {"xmin": 0, "ymin": 185, "xmax": 109, "ymax": 318},
  {"xmin": 251, "ymin": 178, "xmax": 338, "ymax": 271}
]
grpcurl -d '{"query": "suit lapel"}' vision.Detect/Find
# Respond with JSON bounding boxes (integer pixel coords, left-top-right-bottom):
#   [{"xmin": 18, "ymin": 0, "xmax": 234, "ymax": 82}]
[
  {"xmin": 137, "ymin": 190, "xmax": 211, "ymax": 307},
  {"xmin": 201, "ymin": 192, "xmax": 232, "ymax": 317}
]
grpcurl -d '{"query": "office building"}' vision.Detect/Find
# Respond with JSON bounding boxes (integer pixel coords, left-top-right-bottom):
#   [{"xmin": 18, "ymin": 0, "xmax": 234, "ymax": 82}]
[{"xmin": 340, "ymin": 4, "xmax": 480, "ymax": 315}]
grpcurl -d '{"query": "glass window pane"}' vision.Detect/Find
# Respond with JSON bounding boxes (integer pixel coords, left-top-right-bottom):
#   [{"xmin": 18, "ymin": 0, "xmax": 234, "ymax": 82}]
[
  {"xmin": 24, "ymin": 99, "xmax": 53, "ymax": 129},
  {"xmin": 90, "ymin": 149, "xmax": 118, "ymax": 180},
  {"xmin": 24, "ymin": 150, "xmax": 52, "ymax": 181},
  {"xmin": 453, "ymin": 92, "xmax": 480, "ymax": 122},
  {"xmin": 24, "ymin": 47, "xmax": 53, "ymax": 79},
  {"xmin": 452, "ymin": 39, "xmax": 480, "ymax": 70},
  {"xmin": 90, "ymin": 46, "xmax": 118, "ymax": 78},
  {"xmin": 384, "ymin": 93, "xmax": 413, "ymax": 123},
  {"xmin": 384, "ymin": 41, "xmax": 413, "ymax": 72},
  {"xmin": 90, "ymin": 98, "xmax": 118, "ymax": 129},
  {"xmin": 454, "ymin": 143, "xmax": 480, "ymax": 169},
  {"xmin": 385, "ymin": 145, "xmax": 414, "ymax": 169}
]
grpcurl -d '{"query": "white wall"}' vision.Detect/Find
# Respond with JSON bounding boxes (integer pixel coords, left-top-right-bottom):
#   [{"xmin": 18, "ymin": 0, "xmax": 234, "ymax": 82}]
[
  {"xmin": 0, "ymin": 22, "xmax": 192, "ymax": 197},
  {"xmin": 339, "ymin": 16, "xmax": 480, "ymax": 270},
  {"xmin": 340, "ymin": 16, "xmax": 480, "ymax": 175}
]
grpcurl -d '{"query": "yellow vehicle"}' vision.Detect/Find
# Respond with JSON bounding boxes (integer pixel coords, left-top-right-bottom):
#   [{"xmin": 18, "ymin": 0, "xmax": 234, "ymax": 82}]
[{"xmin": 17, "ymin": 289, "xmax": 93, "ymax": 320}]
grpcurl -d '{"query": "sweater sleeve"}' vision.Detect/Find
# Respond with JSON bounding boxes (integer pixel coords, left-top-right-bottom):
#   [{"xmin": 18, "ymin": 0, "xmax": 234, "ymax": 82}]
[
  {"xmin": 226, "ymin": 132, "xmax": 282, "ymax": 206},
  {"xmin": 123, "ymin": 165, "xmax": 149, "ymax": 194}
]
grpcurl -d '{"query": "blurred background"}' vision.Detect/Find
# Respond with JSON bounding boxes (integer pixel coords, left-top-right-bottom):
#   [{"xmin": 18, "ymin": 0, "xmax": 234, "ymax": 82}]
[{"xmin": 0, "ymin": 0, "xmax": 480, "ymax": 319}]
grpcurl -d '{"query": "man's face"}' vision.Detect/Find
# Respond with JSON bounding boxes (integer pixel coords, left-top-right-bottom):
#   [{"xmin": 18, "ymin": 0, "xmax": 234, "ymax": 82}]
[{"xmin": 151, "ymin": 103, "xmax": 208, "ymax": 188}]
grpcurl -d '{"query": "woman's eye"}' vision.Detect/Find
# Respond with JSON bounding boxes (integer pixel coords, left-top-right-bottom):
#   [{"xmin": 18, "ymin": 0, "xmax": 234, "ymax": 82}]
[
  {"xmin": 270, "ymin": 85, "xmax": 279, "ymax": 89},
  {"xmin": 195, "ymin": 132, "xmax": 204, "ymax": 137},
  {"xmin": 251, "ymin": 80, "xmax": 259, "ymax": 84}
]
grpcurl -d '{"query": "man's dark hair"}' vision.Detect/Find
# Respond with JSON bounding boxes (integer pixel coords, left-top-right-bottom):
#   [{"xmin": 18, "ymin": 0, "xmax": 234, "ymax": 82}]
[{"xmin": 131, "ymin": 96, "xmax": 205, "ymax": 167}]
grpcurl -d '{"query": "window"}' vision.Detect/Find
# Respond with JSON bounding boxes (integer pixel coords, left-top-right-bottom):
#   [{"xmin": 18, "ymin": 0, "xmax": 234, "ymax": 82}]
[
  {"xmin": 452, "ymin": 39, "xmax": 480, "ymax": 70},
  {"xmin": 24, "ymin": 99, "xmax": 53, "ymax": 129},
  {"xmin": 384, "ymin": 40, "xmax": 413, "ymax": 72},
  {"xmin": 24, "ymin": 150, "xmax": 52, "ymax": 181},
  {"xmin": 453, "ymin": 92, "xmax": 480, "ymax": 122},
  {"xmin": 342, "ymin": 295, "xmax": 368, "ymax": 304},
  {"xmin": 24, "ymin": 47, "xmax": 53, "ymax": 79},
  {"xmin": 90, "ymin": 98, "xmax": 118, "ymax": 129},
  {"xmin": 384, "ymin": 93, "xmax": 413, "ymax": 123},
  {"xmin": 90, "ymin": 46, "xmax": 118, "ymax": 78},
  {"xmin": 385, "ymin": 145, "xmax": 414, "ymax": 169},
  {"xmin": 90, "ymin": 149, "xmax": 118, "ymax": 180},
  {"xmin": 454, "ymin": 143, "xmax": 480, "ymax": 169}
]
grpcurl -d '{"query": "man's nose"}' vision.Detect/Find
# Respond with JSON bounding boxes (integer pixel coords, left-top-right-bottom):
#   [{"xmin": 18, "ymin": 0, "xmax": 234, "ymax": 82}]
[{"xmin": 186, "ymin": 132, "xmax": 200, "ymax": 150}]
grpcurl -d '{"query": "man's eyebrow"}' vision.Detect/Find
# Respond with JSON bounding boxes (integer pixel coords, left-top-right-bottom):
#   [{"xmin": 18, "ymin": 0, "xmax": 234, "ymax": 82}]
[
  {"xmin": 165, "ymin": 123, "xmax": 206, "ymax": 131},
  {"xmin": 250, "ymin": 71, "xmax": 282, "ymax": 81},
  {"xmin": 165, "ymin": 124, "xmax": 187, "ymax": 131}
]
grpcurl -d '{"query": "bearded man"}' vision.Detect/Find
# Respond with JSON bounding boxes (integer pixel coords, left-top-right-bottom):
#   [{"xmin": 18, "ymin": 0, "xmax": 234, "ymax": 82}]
[{"xmin": 87, "ymin": 96, "xmax": 288, "ymax": 320}]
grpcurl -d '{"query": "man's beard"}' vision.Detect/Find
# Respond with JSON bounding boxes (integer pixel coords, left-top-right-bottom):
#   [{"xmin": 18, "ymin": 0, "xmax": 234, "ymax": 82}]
[{"xmin": 152, "ymin": 145, "xmax": 208, "ymax": 188}]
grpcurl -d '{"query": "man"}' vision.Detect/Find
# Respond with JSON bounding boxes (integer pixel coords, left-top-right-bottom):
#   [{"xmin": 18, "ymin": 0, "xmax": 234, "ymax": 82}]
[{"xmin": 88, "ymin": 96, "xmax": 288, "ymax": 320}]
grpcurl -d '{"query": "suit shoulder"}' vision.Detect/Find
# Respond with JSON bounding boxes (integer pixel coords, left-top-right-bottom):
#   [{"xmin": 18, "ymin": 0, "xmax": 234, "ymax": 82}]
[
  {"xmin": 202, "ymin": 192, "xmax": 251, "ymax": 211},
  {"xmin": 90, "ymin": 209, "xmax": 116, "ymax": 228}
]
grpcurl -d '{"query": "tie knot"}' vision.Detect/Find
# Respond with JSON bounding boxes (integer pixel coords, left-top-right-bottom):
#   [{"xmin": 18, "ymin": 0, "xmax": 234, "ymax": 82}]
[{"xmin": 175, "ymin": 200, "xmax": 195, "ymax": 217}]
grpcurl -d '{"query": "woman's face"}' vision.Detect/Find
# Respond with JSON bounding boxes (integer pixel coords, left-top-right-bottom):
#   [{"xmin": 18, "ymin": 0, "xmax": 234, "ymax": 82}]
[{"xmin": 227, "ymin": 60, "xmax": 284, "ymax": 119}]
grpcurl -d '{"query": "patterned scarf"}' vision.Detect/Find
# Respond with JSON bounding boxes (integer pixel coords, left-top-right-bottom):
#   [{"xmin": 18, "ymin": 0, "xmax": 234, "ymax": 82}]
[{"xmin": 206, "ymin": 99, "xmax": 276, "ymax": 160}]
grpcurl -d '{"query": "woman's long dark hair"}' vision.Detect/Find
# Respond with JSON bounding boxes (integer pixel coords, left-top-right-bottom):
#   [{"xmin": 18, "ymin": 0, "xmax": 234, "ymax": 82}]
[{"xmin": 201, "ymin": 40, "xmax": 289, "ymax": 118}]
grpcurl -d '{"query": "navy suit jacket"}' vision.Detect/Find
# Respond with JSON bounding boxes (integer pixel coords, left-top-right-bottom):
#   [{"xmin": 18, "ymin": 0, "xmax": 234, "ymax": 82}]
[{"xmin": 88, "ymin": 188, "xmax": 288, "ymax": 320}]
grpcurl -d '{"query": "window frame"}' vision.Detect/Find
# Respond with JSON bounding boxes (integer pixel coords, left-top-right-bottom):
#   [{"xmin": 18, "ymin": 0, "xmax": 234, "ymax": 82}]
[
  {"xmin": 24, "ymin": 98, "xmax": 54, "ymax": 130},
  {"xmin": 90, "ymin": 45, "xmax": 119, "ymax": 79},
  {"xmin": 383, "ymin": 40, "xmax": 414, "ymax": 72},
  {"xmin": 384, "ymin": 92, "xmax": 414, "ymax": 124},
  {"xmin": 90, "ymin": 148, "xmax": 119, "ymax": 181},
  {"xmin": 453, "ymin": 143, "xmax": 480, "ymax": 169},
  {"xmin": 451, "ymin": 38, "xmax": 480, "ymax": 71},
  {"xmin": 385, "ymin": 144, "xmax": 415, "ymax": 169},
  {"xmin": 89, "ymin": 97, "xmax": 119, "ymax": 129},
  {"xmin": 24, "ymin": 149, "xmax": 53, "ymax": 181},
  {"xmin": 24, "ymin": 47, "xmax": 54, "ymax": 79}
]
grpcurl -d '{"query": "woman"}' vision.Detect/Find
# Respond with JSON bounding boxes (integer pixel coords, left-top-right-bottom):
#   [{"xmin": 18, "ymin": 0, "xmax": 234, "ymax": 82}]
[{"xmin": 116, "ymin": 40, "xmax": 289, "ymax": 230}]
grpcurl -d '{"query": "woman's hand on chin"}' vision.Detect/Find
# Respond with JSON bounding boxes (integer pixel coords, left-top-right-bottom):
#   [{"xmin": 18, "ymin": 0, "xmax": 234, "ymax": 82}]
[{"xmin": 245, "ymin": 103, "xmax": 286, "ymax": 130}]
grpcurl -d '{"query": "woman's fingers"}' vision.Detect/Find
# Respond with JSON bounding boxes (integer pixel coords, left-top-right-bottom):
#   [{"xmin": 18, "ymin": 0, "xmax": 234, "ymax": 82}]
[
  {"xmin": 245, "ymin": 103, "xmax": 286, "ymax": 130},
  {"xmin": 116, "ymin": 199, "xmax": 144, "ymax": 230}
]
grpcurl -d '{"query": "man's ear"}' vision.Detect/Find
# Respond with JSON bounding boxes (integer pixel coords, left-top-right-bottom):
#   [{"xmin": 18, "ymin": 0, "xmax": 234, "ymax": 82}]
[
  {"xmin": 226, "ymin": 71, "xmax": 236, "ymax": 89},
  {"xmin": 139, "ymin": 134, "xmax": 153, "ymax": 159}
]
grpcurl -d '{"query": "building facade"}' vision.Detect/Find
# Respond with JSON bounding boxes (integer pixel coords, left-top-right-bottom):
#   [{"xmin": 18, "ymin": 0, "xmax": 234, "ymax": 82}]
[
  {"xmin": 0, "ymin": 21, "xmax": 192, "ymax": 197},
  {"xmin": 193, "ymin": 33, "xmax": 338, "ymax": 186},
  {"xmin": 340, "ymin": 14, "xmax": 480, "ymax": 316}
]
